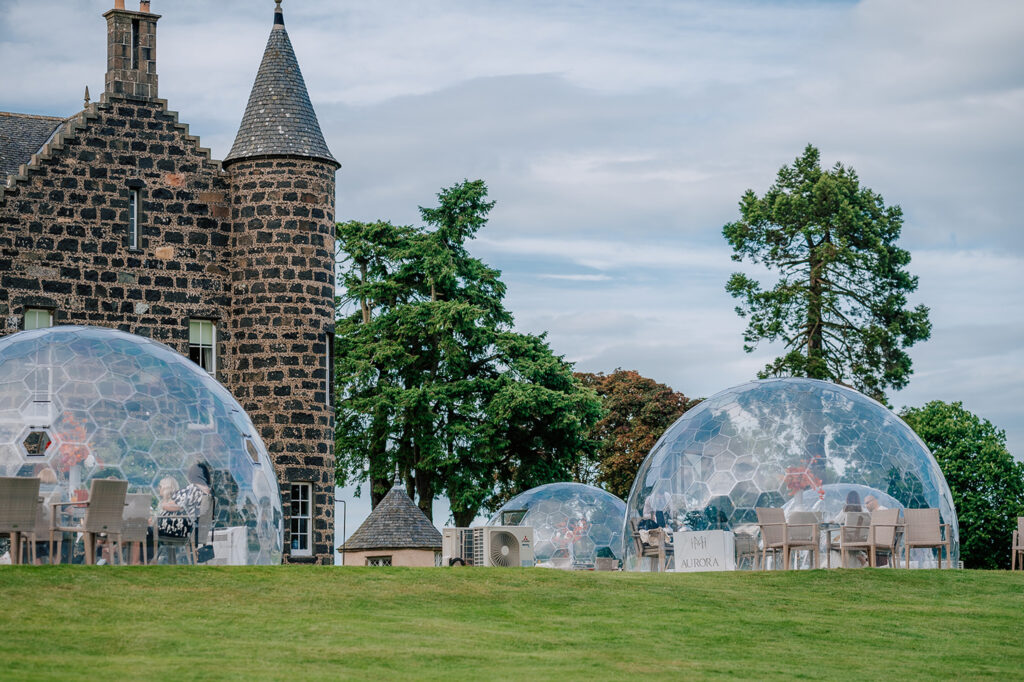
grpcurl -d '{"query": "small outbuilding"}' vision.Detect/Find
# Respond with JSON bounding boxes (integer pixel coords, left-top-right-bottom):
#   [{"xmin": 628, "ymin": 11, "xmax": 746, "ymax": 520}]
[{"xmin": 338, "ymin": 485, "xmax": 442, "ymax": 567}]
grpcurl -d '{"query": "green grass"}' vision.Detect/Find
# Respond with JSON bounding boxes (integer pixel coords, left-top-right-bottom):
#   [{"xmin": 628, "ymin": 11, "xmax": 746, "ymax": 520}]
[{"xmin": 0, "ymin": 567, "xmax": 1021, "ymax": 680}]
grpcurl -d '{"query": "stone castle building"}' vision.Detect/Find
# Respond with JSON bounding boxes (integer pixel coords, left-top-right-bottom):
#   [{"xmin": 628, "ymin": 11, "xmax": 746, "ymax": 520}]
[{"xmin": 0, "ymin": 1, "xmax": 338, "ymax": 563}]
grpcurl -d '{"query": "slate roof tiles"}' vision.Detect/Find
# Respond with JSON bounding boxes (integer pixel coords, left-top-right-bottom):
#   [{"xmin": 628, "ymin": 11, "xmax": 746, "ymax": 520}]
[
  {"xmin": 0, "ymin": 112, "xmax": 67, "ymax": 179},
  {"xmin": 224, "ymin": 5, "xmax": 337, "ymax": 166},
  {"xmin": 340, "ymin": 485, "xmax": 443, "ymax": 551}
]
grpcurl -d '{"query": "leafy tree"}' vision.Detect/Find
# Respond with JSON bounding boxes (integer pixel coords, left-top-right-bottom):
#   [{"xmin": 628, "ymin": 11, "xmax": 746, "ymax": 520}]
[
  {"xmin": 723, "ymin": 144, "xmax": 931, "ymax": 402},
  {"xmin": 334, "ymin": 180, "xmax": 602, "ymax": 525},
  {"xmin": 575, "ymin": 370, "xmax": 699, "ymax": 499},
  {"xmin": 900, "ymin": 401, "xmax": 1024, "ymax": 569}
]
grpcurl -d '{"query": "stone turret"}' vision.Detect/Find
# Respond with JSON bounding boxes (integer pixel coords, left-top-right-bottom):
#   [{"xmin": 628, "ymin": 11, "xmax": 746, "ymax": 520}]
[{"xmin": 223, "ymin": 0, "xmax": 339, "ymax": 564}]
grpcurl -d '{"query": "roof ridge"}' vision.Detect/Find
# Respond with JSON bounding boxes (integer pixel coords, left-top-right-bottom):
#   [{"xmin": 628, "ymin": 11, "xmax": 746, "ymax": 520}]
[
  {"xmin": 339, "ymin": 487, "xmax": 442, "ymax": 551},
  {"xmin": 0, "ymin": 111, "xmax": 67, "ymax": 121}
]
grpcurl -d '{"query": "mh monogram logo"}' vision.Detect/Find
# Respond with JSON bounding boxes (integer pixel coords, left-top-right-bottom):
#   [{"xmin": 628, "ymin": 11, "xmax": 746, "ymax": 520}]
[{"xmin": 690, "ymin": 535, "xmax": 708, "ymax": 551}]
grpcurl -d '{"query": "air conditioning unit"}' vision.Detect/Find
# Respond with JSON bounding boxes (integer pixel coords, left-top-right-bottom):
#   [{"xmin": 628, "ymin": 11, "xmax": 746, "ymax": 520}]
[{"xmin": 442, "ymin": 526, "xmax": 535, "ymax": 567}]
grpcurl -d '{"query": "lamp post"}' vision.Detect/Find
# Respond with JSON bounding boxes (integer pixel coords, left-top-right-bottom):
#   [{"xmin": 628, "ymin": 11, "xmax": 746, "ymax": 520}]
[{"xmin": 334, "ymin": 495, "xmax": 346, "ymax": 566}]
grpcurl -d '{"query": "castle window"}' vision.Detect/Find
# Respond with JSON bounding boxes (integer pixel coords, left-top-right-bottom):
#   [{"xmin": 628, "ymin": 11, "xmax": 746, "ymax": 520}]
[
  {"xmin": 23, "ymin": 308, "xmax": 53, "ymax": 331},
  {"xmin": 290, "ymin": 482, "xmax": 312, "ymax": 557},
  {"xmin": 128, "ymin": 188, "xmax": 139, "ymax": 249},
  {"xmin": 366, "ymin": 556, "xmax": 393, "ymax": 567},
  {"xmin": 188, "ymin": 319, "xmax": 216, "ymax": 375}
]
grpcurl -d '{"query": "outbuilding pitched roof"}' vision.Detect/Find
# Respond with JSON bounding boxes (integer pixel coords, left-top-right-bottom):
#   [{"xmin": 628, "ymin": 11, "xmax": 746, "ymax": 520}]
[
  {"xmin": 340, "ymin": 486, "xmax": 443, "ymax": 551},
  {"xmin": 223, "ymin": 3, "xmax": 337, "ymax": 167},
  {"xmin": 0, "ymin": 112, "xmax": 67, "ymax": 179}
]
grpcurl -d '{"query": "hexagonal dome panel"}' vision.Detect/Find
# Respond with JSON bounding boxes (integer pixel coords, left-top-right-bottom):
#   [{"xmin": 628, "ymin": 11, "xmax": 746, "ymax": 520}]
[
  {"xmin": 0, "ymin": 326, "xmax": 282, "ymax": 564},
  {"xmin": 487, "ymin": 482, "xmax": 626, "ymax": 569},
  {"xmin": 624, "ymin": 378, "xmax": 958, "ymax": 570},
  {"xmin": 21, "ymin": 428, "xmax": 51, "ymax": 457}
]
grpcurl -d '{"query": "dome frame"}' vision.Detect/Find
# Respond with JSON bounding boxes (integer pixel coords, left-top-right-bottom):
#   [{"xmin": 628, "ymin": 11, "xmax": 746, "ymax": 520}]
[
  {"xmin": 0, "ymin": 326, "xmax": 283, "ymax": 565},
  {"xmin": 623, "ymin": 378, "xmax": 958, "ymax": 570}
]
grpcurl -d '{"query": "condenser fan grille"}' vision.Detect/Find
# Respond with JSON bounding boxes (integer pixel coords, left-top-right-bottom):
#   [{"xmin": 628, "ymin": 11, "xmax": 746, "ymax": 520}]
[{"xmin": 489, "ymin": 531, "xmax": 520, "ymax": 567}]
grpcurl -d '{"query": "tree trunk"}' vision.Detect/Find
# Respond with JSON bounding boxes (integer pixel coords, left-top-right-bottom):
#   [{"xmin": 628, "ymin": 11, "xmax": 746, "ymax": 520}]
[
  {"xmin": 370, "ymin": 473, "xmax": 390, "ymax": 508},
  {"xmin": 806, "ymin": 235, "xmax": 826, "ymax": 378},
  {"xmin": 367, "ymin": 400, "xmax": 389, "ymax": 508},
  {"xmin": 453, "ymin": 508, "xmax": 478, "ymax": 528},
  {"xmin": 359, "ymin": 262, "xmax": 372, "ymax": 324},
  {"xmin": 415, "ymin": 469, "xmax": 434, "ymax": 522}
]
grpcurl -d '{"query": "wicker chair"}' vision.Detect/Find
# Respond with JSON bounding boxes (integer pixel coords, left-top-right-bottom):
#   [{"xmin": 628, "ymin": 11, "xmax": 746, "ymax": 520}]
[
  {"xmin": 734, "ymin": 532, "xmax": 760, "ymax": 570},
  {"xmin": 51, "ymin": 478, "xmax": 128, "ymax": 565},
  {"xmin": 902, "ymin": 508, "xmax": 950, "ymax": 569},
  {"xmin": 756, "ymin": 507, "xmax": 818, "ymax": 570},
  {"xmin": 787, "ymin": 511, "xmax": 821, "ymax": 569},
  {"xmin": 866, "ymin": 508, "xmax": 902, "ymax": 568},
  {"xmin": 1012, "ymin": 517, "xmax": 1023, "ymax": 571},
  {"xmin": 119, "ymin": 493, "xmax": 153, "ymax": 565},
  {"xmin": 629, "ymin": 518, "xmax": 672, "ymax": 572},
  {"xmin": 831, "ymin": 511, "xmax": 871, "ymax": 568},
  {"xmin": 0, "ymin": 477, "xmax": 41, "ymax": 565},
  {"xmin": 23, "ymin": 486, "xmax": 62, "ymax": 564}
]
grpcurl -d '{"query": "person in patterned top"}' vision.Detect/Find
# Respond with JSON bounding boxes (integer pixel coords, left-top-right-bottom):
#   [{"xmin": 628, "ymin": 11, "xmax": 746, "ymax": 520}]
[{"xmin": 157, "ymin": 461, "xmax": 212, "ymax": 539}]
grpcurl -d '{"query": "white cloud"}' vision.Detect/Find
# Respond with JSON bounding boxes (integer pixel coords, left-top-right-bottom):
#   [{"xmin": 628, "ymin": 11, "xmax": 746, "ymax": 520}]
[
  {"xmin": 478, "ymin": 236, "xmax": 735, "ymax": 272},
  {"xmin": 537, "ymin": 273, "xmax": 612, "ymax": 282}
]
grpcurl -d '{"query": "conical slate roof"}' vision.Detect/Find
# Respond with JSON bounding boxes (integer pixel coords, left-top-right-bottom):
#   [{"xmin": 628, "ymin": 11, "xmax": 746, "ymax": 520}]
[
  {"xmin": 340, "ymin": 486, "xmax": 442, "ymax": 551},
  {"xmin": 224, "ymin": 2, "xmax": 337, "ymax": 167}
]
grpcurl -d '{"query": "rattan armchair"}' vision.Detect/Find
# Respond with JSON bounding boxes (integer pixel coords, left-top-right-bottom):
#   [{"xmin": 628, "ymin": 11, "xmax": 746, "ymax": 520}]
[
  {"xmin": 0, "ymin": 477, "xmax": 40, "ymax": 565},
  {"xmin": 756, "ymin": 507, "xmax": 818, "ymax": 570},
  {"xmin": 902, "ymin": 508, "xmax": 950, "ymax": 569},
  {"xmin": 629, "ymin": 518, "xmax": 672, "ymax": 572},
  {"xmin": 832, "ymin": 511, "xmax": 871, "ymax": 568},
  {"xmin": 120, "ymin": 493, "xmax": 153, "ymax": 565},
  {"xmin": 866, "ymin": 508, "xmax": 902, "ymax": 568},
  {"xmin": 50, "ymin": 478, "xmax": 128, "ymax": 565},
  {"xmin": 23, "ymin": 486, "xmax": 62, "ymax": 564},
  {"xmin": 787, "ymin": 511, "xmax": 821, "ymax": 569}
]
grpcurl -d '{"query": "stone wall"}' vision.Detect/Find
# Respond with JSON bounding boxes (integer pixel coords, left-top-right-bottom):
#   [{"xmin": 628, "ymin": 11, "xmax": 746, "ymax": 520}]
[
  {"xmin": 0, "ymin": 96, "xmax": 231, "ymax": 354},
  {"xmin": 343, "ymin": 548, "xmax": 440, "ymax": 568},
  {"xmin": 224, "ymin": 156, "xmax": 336, "ymax": 564}
]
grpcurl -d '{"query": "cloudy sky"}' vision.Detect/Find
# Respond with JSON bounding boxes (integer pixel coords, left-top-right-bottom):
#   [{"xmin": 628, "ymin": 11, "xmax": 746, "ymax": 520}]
[{"xmin": 3, "ymin": 0, "xmax": 1023, "ymax": 544}]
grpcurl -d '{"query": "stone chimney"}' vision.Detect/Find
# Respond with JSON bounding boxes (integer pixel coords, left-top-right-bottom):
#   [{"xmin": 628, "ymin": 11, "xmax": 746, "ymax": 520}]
[{"xmin": 103, "ymin": 2, "xmax": 160, "ymax": 100}]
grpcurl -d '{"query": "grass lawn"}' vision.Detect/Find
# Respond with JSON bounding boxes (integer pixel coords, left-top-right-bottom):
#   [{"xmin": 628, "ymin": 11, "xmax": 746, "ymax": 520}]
[{"xmin": 0, "ymin": 566, "xmax": 1021, "ymax": 680}]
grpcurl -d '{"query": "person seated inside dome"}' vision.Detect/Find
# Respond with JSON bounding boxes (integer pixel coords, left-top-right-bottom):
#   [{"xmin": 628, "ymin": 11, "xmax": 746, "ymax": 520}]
[
  {"xmin": 833, "ymin": 490, "xmax": 864, "ymax": 526},
  {"xmin": 641, "ymin": 489, "xmax": 675, "ymax": 530},
  {"xmin": 864, "ymin": 494, "xmax": 887, "ymax": 513},
  {"xmin": 147, "ymin": 461, "xmax": 213, "ymax": 562}
]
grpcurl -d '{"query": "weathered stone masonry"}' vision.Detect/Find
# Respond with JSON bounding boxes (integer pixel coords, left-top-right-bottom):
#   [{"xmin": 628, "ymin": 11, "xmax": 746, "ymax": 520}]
[
  {"xmin": 0, "ymin": 100, "xmax": 230, "ymax": 348},
  {"xmin": 0, "ymin": 2, "xmax": 338, "ymax": 563},
  {"xmin": 225, "ymin": 157, "xmax": 337, "ymax": 559}
]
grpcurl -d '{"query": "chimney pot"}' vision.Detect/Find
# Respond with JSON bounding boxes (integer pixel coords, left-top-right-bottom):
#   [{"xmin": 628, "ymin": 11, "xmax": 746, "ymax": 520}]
[
  {"xmin": 114, "ymin": 0, "xmax": 125, "ymax": 9},
  {"xmin": 140, "ymin": 1, "xmax": 150, "ymax": 11}
]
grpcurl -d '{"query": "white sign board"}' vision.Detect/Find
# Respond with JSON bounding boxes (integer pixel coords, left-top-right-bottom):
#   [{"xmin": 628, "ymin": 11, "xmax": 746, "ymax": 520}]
[{"xmin": 672, "ymin": 530, "xmax": 736, "ymax": 572}]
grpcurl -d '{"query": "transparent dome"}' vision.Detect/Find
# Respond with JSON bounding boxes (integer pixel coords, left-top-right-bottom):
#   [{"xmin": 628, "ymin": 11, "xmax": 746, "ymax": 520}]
[
  {"xmin": 0, "ymin": 326, "xmax": 282, "ymax": 564},
  {"xmin": 488, "ymin": 482, "xmax": 626, "ymax": 569},
  {"xmin": 624, "ymin": 378, "xmax": 958, "ymax": 570}
]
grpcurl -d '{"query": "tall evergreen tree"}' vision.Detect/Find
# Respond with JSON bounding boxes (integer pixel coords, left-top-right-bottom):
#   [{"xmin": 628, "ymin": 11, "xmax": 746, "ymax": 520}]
[
  {"xmin": 723, "ymin": 145, "xmax": 931, "ymax": 401},
  {"xmin": 334, "ymin": 181, "xmax": 601, "ymax": 524}
]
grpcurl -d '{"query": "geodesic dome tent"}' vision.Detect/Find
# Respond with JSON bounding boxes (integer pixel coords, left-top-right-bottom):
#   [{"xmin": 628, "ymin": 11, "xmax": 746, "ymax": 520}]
[
  {"xmin": 624, "ymin": 378, "xmax": 958, "ymax": 570},
  {"xmin": 488, "ymin": 482, "xmax": 626, "ymax": 569},
  {"xmin": 0, "ymin": 326, "xmax": 282, "ymax": 564}
]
